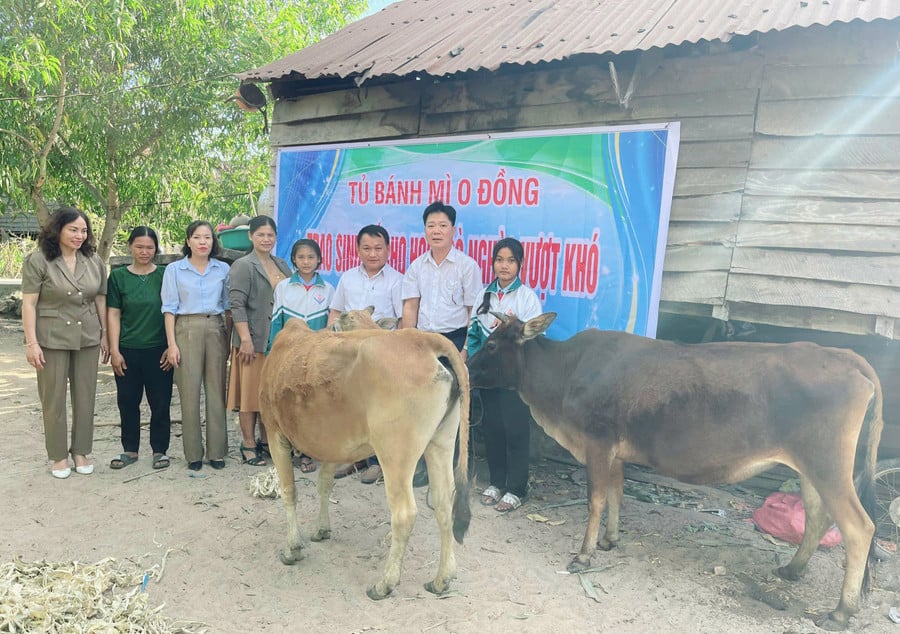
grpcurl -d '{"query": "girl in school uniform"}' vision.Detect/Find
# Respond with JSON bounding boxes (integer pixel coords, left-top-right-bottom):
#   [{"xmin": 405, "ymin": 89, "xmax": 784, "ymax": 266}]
[
  {"xmin": 467, "ymin": 237, "xmax": 542, "ymax": 513},
  {"xmin": 267, "ymin": 238, "xmax": 335, "ymax": 472}
]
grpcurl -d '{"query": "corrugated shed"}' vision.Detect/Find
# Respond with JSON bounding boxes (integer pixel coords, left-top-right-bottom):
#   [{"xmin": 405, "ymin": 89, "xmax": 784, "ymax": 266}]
[
  {"xmin": 0, "ymin": 210, "xmax": 39, "ymax": 235},
  {"xmin": 239, "ymin": 0, "xmax": 900, "ymax": 84}
]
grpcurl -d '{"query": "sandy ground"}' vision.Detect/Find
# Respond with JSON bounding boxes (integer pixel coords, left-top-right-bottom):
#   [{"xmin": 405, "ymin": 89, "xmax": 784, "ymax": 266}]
[{"xmin": 2, "ymin": 315, "xmax": 900, "ymax": 633}]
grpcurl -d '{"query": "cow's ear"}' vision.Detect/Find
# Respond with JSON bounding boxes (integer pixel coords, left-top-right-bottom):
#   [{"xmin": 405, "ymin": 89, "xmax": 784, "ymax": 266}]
[
  {"xmin": 377, "ymin": 317, "xmax": 399, "ymax": 330},
  {"xmin": 364, "ymin": 305, "xmax": 375, "ymax": 316},
  {"xmin": 521, "ymin": 312, "xmax": 556, "ymax": 341}
]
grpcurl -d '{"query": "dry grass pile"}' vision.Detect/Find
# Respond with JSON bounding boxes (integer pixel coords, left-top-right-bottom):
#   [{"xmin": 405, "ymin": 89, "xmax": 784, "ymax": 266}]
[
  {"xmin": 248, "ymin": 467, "xmax": 282, "ymax": 499},
  {"xmin": 0, "ymin": 556, "xmax": 204, "ymax": 633}
]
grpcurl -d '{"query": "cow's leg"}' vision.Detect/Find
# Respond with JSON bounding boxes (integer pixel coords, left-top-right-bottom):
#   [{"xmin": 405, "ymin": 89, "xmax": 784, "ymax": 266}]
[
  {"xmin": 311, "ymin": 462, "xmax": 337, "ymax": 542},
  {"xmin": 776, "ymin": 475, "xmax": 831, "ymax": 582},
  {"xmin": 568, "ymin": 450, "xmax": 611, "ymax": 572},
  {"xmin": 598, "ymin": 458, "xmax": 624, "ymax": 551},
  {"xmin": 809, "ymin": 475, "xmax": 874, "ymax": 630},
  {"xmin": 422, "ymin": 436, "xmax": 457, "ymax": 596},
  {"xmin": 367, "ymin": 454, "xmax": 419, "ymax": 600},
  {"xmin": 271, "ymin": 429, "xmax": 304, "ymax": 565}
]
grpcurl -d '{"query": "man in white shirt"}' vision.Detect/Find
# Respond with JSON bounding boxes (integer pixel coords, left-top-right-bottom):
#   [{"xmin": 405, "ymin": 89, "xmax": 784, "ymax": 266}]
[
  {"xmin": 328, "ymin": 224, "xmax": 403, "ymax": 484},
  {"xmin": 402, "ymin": 201, "xmax": 483, "ymax": 486}
]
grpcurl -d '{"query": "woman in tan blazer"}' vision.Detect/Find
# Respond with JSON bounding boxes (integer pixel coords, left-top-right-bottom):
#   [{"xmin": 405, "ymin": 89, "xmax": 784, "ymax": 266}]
[
  {"xmin": 21, "ymin": 206, "xmax": 109, "ymax": 479},
  {"xmin": 226, "ymin": 215, "xmax": 291, "ymax": 466}
]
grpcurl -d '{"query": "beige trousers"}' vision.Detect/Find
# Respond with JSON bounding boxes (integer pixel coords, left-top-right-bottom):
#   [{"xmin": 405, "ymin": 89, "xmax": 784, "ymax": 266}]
[
  {"xmin": 173, "ymin": 314, "xmax": 228, "ymax": 463},
  {"xmin": 36, "ymin": 346, "xmax": 100, "ymax": 461}
]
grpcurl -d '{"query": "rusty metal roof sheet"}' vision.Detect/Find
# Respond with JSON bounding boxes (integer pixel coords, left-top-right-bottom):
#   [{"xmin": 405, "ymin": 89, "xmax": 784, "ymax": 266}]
[{"xmin": 239, "ymin": 0, "xmax": 900, "ymax": 84}]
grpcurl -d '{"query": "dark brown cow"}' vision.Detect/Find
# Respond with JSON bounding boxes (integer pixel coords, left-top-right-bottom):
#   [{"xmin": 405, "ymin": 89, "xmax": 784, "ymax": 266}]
[
  {"xmin": 467, "ymin": 312, "xmax": 883, "ymax": 630},
  {"xmin": 259, "ymin": 317, "xmax": 471, "ymax": 599}
]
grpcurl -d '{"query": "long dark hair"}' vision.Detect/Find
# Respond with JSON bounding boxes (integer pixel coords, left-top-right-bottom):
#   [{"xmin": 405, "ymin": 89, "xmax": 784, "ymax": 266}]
[
  {"xmin": 128, "ymin": 226, "xmax": 161, "ymax": 255},
  {"xmin": 181, "ymin": 220, "xmax": 221, "ymax": 258},
  {"xmin": 38, "ymin": 206, "xmax": 96, "ymax": 260},
  {"xmin": 477, "ymin": 237, "xmax": 525, "ymax": 316}
]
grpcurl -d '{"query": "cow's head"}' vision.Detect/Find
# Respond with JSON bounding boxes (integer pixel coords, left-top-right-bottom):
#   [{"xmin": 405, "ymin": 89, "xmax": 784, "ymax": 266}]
[
  {"xmin": 331, "ymin": 306, "xmax": 399, "ymax": 332},
  {"xmin": 467, "ymin": 312, "xmax": 557, "ymax": 389}
]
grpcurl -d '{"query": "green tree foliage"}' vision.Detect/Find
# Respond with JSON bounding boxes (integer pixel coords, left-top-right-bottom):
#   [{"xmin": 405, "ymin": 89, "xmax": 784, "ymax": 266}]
[{"xmin": 0, "ymin": 0, "xmax": 365, "ymax": 258}]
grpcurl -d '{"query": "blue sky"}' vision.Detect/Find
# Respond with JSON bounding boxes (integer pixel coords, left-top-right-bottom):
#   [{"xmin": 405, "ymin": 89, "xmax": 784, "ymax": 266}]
[{"xmin": 365, "ymin": 0, "xmax": 397, "ymax": 16}]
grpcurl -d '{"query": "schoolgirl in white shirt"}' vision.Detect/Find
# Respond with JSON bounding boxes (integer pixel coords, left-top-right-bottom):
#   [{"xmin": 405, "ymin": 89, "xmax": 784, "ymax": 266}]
[{"xmin": 467, "ymin": 237, "xmax": 542, "ymax": 513}]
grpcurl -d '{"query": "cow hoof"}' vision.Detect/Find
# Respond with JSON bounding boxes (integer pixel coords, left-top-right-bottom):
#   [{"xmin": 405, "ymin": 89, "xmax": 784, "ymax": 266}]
[
  {"xmin": 366, "ymin": 584, "xmax": 393, "ymax": 601},
  {"xmin": 774, "ymin": 565, "xmax": 802, "ymax": 582},
  {"xmin": 279, "ymin": 549, "xmax": 304, "ymax": 566},
  {"xmin": 813, "ymin": 611, "xmax": 849, "ymax": 631},
  {"xmin": 424, "ymin": 579, "xmax": 450, "ymax": 596},
  {"xmin": 566, "ymin": 556, "xmax": 592, "ymax": 573},
  {"xmin": 597, "ymin": 538, "xmax": 618, "ymax": 552},
  {"xmin": 310, "ymin": 529, "xmax": 331, "ymax": 542}
]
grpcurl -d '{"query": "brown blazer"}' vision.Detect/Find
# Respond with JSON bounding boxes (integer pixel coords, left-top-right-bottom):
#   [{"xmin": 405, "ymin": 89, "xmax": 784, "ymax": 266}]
[
  {"xmin": 21, "ymin": 250, "xmax": 108, "ymax": 350},
  {"xmin": 227, "ymin": 250, "xmax": 291, "ymax": 353}
]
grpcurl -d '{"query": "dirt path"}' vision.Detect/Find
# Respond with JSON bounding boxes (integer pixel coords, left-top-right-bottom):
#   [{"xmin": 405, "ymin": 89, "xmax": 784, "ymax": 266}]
[{"xmin": 1, "ymin": 316, "xmax": 898, "ymax": 633}]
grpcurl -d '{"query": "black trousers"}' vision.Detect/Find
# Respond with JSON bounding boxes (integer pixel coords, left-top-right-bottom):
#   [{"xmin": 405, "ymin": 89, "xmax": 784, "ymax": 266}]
[
  {"xmin": 481, "ymin": 387, "xmax": 532, "ymax": 498},
  {"xmin": 114, "ymin": 345, "xmax": 174, "ymax": 455}
]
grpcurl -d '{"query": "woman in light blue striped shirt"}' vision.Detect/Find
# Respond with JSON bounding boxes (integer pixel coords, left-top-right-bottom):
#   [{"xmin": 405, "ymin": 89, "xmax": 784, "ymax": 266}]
[{"xmin": 162, "ymin": 220, "xmax": 231, "ymax": 472}]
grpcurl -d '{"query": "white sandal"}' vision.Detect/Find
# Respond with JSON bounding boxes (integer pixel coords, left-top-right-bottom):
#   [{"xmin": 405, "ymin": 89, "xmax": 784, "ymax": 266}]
[
  {"xmin": 481, "ymin": 485, "xmax": 503, "ymax": 506},
  {"xmin": 495, "ymin": 492, "xmax": 522, "ymax": 513}
]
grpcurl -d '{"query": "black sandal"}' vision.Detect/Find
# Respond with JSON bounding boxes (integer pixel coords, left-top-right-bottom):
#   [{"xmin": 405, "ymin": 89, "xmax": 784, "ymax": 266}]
[
  {"xmin": 110, "ymin": 453, "xmax": 138, "ymax": 470},
  {"xmin": 256, "ymin": 440, "xmax": 271, "ymax": 460},
  {"xmin": 241, "ymin": 444, "xmax": 266, "ymax": 466}
]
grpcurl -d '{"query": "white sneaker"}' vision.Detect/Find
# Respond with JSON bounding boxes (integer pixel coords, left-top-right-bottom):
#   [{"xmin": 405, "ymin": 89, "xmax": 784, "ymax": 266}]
[
  {"xmin": 51, "ymin": 467, "xmax": 72, "ymax": 479},
  {"xmin": 75, "ymin": 464, "xmax": 94, "ymax": 475}
]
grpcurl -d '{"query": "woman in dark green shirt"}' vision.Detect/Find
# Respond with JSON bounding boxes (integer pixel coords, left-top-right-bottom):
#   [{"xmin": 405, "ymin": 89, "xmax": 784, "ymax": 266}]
[{"xmin": 106, "ymin": 226, "xmax": 174, "ymax": 470}]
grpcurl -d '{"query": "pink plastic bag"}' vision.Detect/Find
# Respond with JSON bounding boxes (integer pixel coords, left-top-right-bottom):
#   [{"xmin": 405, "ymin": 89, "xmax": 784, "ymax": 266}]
[{"xmin": 750, "ymin": 492, "xmax": 842, "ymax": 547}]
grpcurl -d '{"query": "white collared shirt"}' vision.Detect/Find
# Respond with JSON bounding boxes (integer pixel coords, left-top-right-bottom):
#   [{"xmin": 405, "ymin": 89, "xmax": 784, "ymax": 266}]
[
  {"xmin": 401, "ymin": 247, "xmax": 483, "ymax": 333},
  {"xmin": 330, "ymin": 264, "xmax": 403, "ymax": 320}
]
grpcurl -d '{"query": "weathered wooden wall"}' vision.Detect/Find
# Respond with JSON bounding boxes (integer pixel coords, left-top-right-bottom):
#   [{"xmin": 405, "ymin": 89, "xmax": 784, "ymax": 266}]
[{"xmin": 266, "ymin": 19, "xmax": 900, "ymax": 458}]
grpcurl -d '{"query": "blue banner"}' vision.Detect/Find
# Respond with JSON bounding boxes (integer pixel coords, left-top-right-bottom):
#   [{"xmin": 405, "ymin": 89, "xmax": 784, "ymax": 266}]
[{"xmin": 275, "ymin": 124, "xmax": 679, "ymax": 339}]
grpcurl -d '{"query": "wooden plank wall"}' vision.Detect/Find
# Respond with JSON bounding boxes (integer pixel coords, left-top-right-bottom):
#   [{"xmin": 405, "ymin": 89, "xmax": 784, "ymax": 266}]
[{"xmin": 731, "ymin": 23, "xmax": 900, "ymax": 338}]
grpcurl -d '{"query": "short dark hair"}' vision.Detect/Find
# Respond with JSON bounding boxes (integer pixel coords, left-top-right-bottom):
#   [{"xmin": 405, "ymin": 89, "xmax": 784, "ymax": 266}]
[
  {"xmin": 38, "ymin": 206, "xmax": 96, "ymax": 260},
  {"xmin": 423, "ymin": 201, "xmax": 456, "ymax": 226},
  {"xmin": 181, "ymin": 220, "xmax": 221, "ymax": 258},
  {"xmin": 357, "ymin": 224, "xmax": 390, "ymax": 246},
  {"xmin": 249, "ymin": 215, "xmax": 277, "ymax": 234},
  {"xmin": 290, "ymin": 238, "xmax": 322, "ymax": 270},
  {"xmin": 127, "ymin": 226, "xmax": 161, "ymax": 256}
]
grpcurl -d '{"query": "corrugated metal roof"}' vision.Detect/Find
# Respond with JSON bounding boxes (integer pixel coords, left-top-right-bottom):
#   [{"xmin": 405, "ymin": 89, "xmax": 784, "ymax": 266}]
[{"xmin": 239, "ymin": 0, "xmax": 900, "ymax": 84}]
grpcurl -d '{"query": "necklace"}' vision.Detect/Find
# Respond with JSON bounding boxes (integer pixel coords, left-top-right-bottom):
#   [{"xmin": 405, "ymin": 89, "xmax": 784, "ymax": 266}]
[{"xmin": 129, "ymin": 264, "xmax": 155, "ymax": 282}]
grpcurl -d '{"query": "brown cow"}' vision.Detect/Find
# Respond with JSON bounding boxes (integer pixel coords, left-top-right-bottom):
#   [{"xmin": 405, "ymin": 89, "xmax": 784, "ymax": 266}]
[
  {"xmin": 259, "ymin": 317, "xmax": 471, "ymax": 599},
  {"xmin": 467, "ymin": 312, "xmax": 882, "ymax": 630}
]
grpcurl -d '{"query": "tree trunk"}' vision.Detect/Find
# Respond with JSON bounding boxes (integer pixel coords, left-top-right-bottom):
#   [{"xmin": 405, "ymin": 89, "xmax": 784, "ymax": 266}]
[{"xmin": 96, "ymin": 166, "xmax": 122, "ymax": 262}]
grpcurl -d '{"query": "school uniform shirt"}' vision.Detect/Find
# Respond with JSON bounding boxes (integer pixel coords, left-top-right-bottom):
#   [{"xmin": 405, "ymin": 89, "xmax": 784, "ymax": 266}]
[
  {"xmin": 160, "ymin": 257, "xmax": 230, "ymax": 315},
  {"xmin": 267, "ymin": 272, "xmax": 335, "ymax": 351},
  {"xmin": 401, "ymin": 247, "xmax": 483, "ymax": 333},
  {"xmin": 21, "ymin": 250, "xmax": 108, "ymax": 350},
  {"xmin": 329, "ymin": 263, "xmax": 403, "ymax": 320},
  {"xmin": 467, "ymin": 278, "xmax": 542, "ymax": 357}
]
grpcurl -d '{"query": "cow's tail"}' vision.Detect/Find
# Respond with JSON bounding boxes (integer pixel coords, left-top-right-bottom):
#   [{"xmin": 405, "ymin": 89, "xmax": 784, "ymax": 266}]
[
  {"xmin": 436, "ymin": 338, "xmax": 472, "ymax": 544},
  {"xmin": 856, "ymin": 360, "xmax": 884, "ymax": 596}
]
